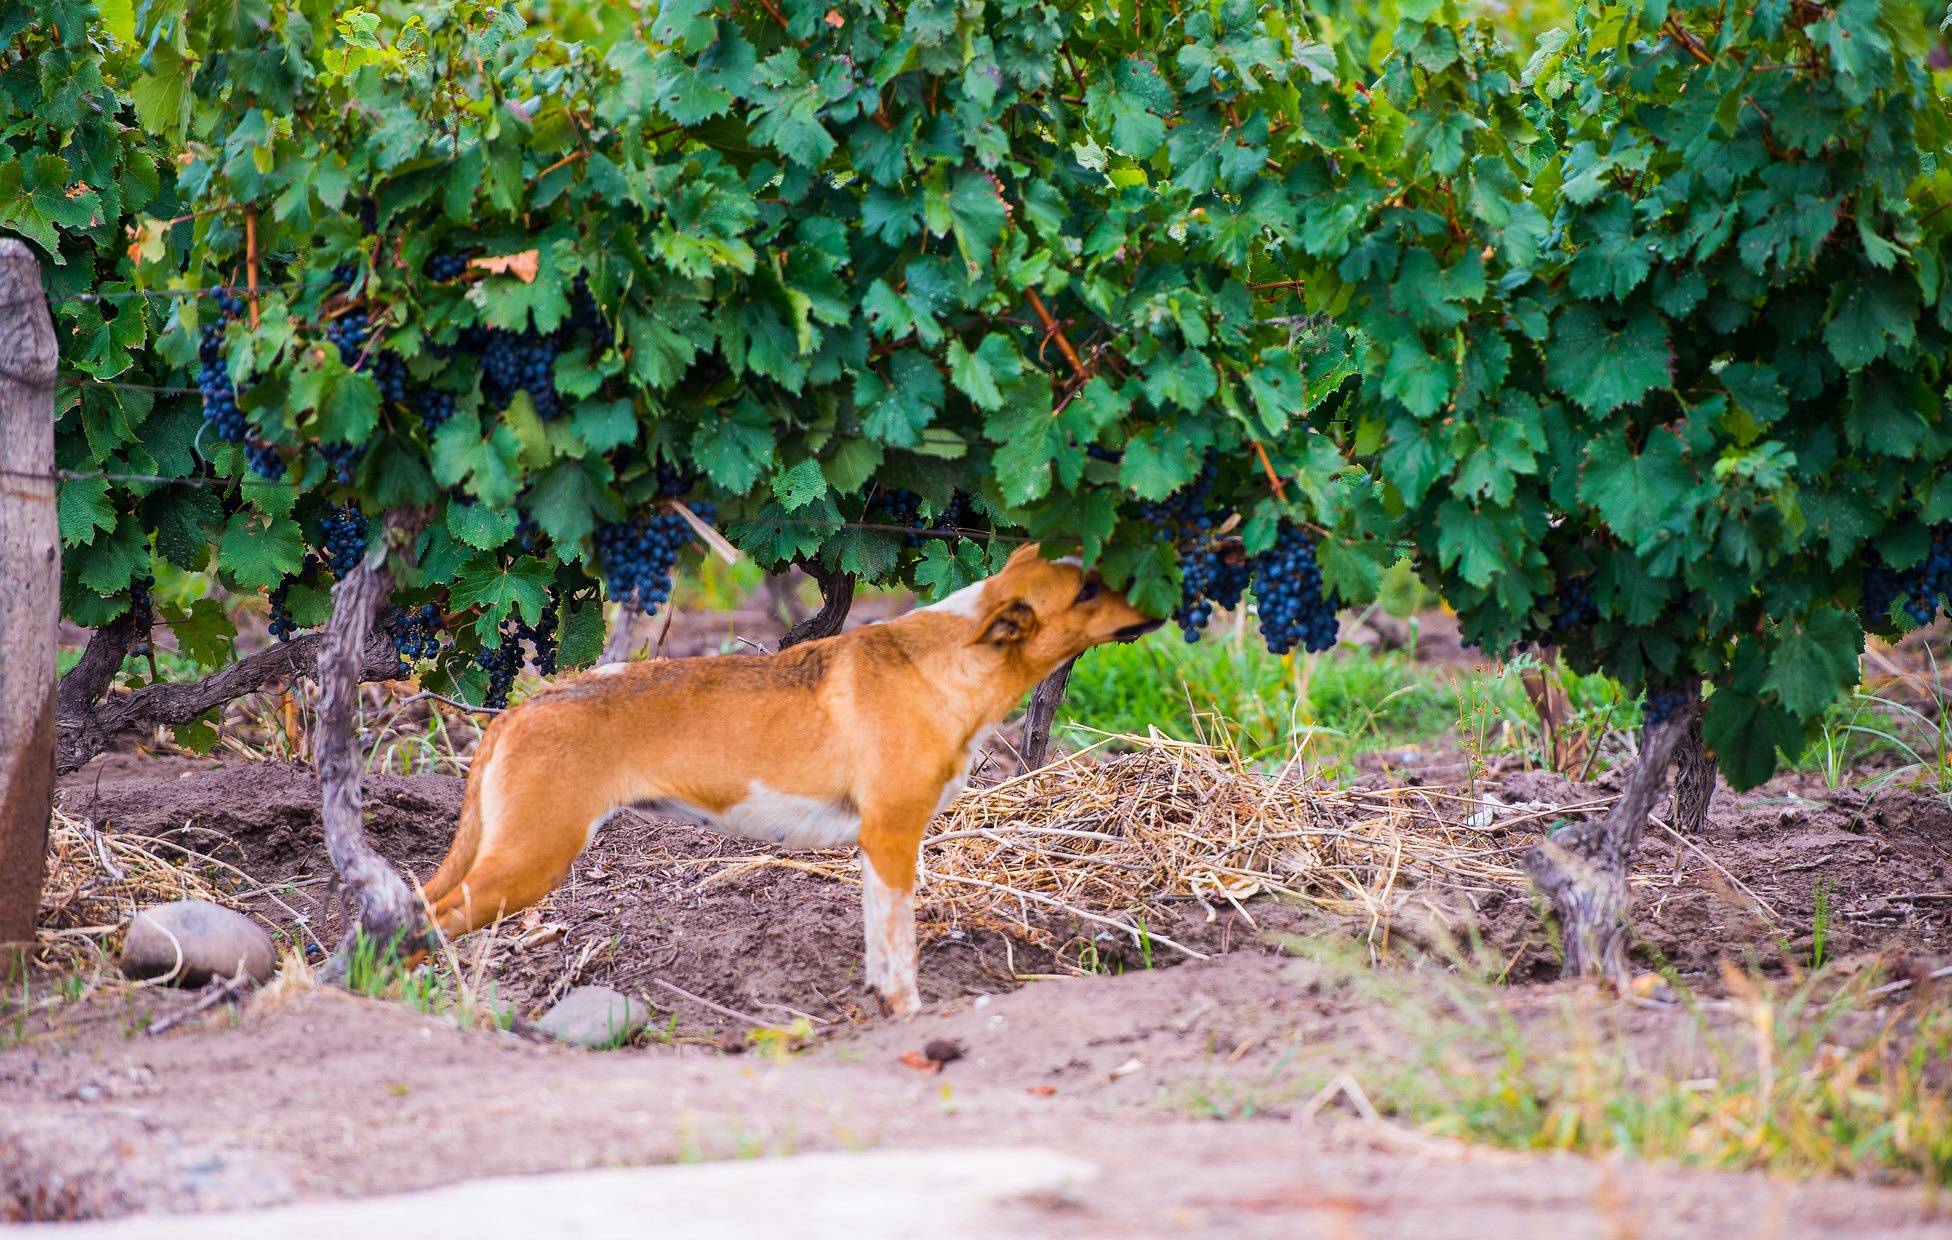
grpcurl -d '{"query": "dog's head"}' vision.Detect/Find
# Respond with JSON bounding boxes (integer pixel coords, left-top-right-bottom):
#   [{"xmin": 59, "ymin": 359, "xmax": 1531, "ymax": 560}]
[{"xmin": 959, "ymin": 543, "xmax": 1162, "ymax": 667}]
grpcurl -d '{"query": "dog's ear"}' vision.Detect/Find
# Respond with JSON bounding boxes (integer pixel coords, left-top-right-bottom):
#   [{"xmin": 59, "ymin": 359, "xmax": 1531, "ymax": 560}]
[
  {"xmin": 1003, "ymin": 542, "xmax": 1044, "ymax": 568},
  {"xmin": 970, "ymin": 599, "xmax": 1039, "ymax": 646}
]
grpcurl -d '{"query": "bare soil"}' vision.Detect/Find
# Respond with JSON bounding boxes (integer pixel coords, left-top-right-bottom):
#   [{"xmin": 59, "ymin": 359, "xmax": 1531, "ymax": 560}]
[
  {"xmin": 51, "ymin": 753, "xmax": 1952, "ymax": 1027},
  {"xmin": 11, "ymin": 752, "xmax": 1952, "ymax": 1231}
]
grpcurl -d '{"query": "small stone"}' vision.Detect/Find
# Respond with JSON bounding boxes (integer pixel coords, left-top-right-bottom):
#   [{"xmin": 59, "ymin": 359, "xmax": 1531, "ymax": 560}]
[
  {"xmin": 534, "ymin": 986, "xmax": 648, "ymax": 1049},
  {"xmin": 120, "ymin": 901, "xmax": 275, "ymax": 987},
  {"xmin": 923, "ymin": 1038, "xmax": 965, "ymax": 1064}
]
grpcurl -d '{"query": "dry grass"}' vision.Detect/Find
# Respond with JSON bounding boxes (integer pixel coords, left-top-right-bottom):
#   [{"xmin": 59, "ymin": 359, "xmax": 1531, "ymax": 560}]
[
  {"xmin": 30, "ymin": 809, "xmax": 252, "ymax": 973},
  {"xmin": 639, "ymin": 733, "xmax": 1550, "ymax": 974}
]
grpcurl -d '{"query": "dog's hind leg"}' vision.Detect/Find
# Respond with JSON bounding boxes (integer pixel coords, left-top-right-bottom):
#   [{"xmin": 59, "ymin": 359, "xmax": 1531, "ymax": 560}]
[{"xmin": 857, "ymin": 794, "xmax": 936, "ymax": 1018}]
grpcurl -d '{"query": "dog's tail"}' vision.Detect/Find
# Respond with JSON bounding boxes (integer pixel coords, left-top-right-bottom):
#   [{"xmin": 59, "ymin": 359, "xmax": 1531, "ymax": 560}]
[{"xmin": 421, "ymin": 725, "xmax": 499, "ymax": 906}]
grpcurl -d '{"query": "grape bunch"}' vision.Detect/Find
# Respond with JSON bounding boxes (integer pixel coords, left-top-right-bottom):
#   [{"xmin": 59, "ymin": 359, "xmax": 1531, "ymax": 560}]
[
  {"xmin": 1862, "ymin": 523, "xmax": 1952, "ymax": 626},
  {"xmin": 473, "ymin": 326, "xmax": 563, "ymax": 418},
  {"xmin": 1175, "ymin": 542, "xmax": 1252, "ymax": 640},
  {"xmin": 1137, "ymin": 452, "xmax": 1246, "ymax": 642},
  {"xmin": 424, "ymin": 251, "xmax": 471, "ymax": 282},
  {"xmin": 330, "ymin": 261, "xmax": 358, "ymax": 290},
  {"xmin": 568, "ymin": 273, "xmax": 605, "ymax": 336},
  {"xmin": 476, "ymin": 631, "xmax": 527, "ymax": 709},
  {"xmin": 197, "ymin": 291, "xmax": 247, "ymax": 444},
  {"xmin": 866, "ymin": 488, "xmax": 931, "ymax": 545},
  {"xmin": 325, "ymin": 310, "xmax": 368, "ymax": 365},
  {"xmin": 319, "ymin": 503, "xmax": 368, "ymax": 578},
  {"xmin": 412, "ymin": 386, "xmax": 457, "ymax": 434},
  {"xmin": 267, "ymin": 555, "xmax": 319, "ymax": 641},
  {"xmin": 517, "ymin": 590, "xmax": 561, "ymax": 677},
  {"xmin": 244, "ymin": 440, "xmax": 286, "ymax": 480},
  {"xmin": 1642, "ymin": 683, "xmax": 1693, "ymax": 726},
  {"xmin": 126, "ymin": 574, "xmax": 156, "ymax": 657},
  {"xmin": 388, "ymin": 603, "xmax": 445, "ymax": 665},
  {"xmin": 1553, "ymin": 574, "xmax": 1599, "ymax": 631},
  {"xmin": 1250, "ymin": 521, "xmax": 1341, "ymax": 655},
  {"xmin": 594, "ymin": 488, "xmax": 713, "ymax": 615},
  {"xmin": 371, "ymin": 350, "xmax": 409, "ymax": 405},
  {"xmin": 319, "ymin": 440, "xmax": 365, "ymax": 485}
]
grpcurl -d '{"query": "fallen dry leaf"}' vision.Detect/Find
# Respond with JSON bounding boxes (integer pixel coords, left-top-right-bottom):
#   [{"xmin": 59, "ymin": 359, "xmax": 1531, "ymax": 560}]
[
  {"xmin": 899, "ymin": 1050, "xmax": 943, "ymax": 1074},
  {"xmin": 468, "ymin": 250, "xmax": 539, "ymax": 284},
  {"xmin": 1107, "ymin": 1057, "xmax": 1143, "ymax": 1080},
  {"xmin": 1026, "ymin": 1084, "xmax": 1056, "ymax": 1096}
]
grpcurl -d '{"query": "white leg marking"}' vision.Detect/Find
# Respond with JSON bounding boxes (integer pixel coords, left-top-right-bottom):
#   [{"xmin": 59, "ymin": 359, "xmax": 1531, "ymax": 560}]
[{"xmin": 862, "ymin": 861, "xmax": 919, "ymax": 1017}]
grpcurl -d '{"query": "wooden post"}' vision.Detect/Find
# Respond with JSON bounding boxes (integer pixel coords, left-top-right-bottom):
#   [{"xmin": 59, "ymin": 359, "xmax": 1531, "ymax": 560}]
[
  {"xmin": 1019, "ymin": 657, "xmax": 1076, "ymax": 773},
  {"xmin": 0, "ymin": 238, "xmax": 60, "ymax": 950}
]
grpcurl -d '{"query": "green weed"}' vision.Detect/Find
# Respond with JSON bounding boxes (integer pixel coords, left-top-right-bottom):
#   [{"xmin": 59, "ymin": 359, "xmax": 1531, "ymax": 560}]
[
  {"xmin": 1227, "ymin": 946, "xmax": 1952, "ymax": 1187},
  {"xmin": 1810, "ymin": 878, "xmax": 1832, "ymax": 970},
  {"xmin": 1057, "ymin": 621, "xmax": 1458, "ymax": 765}
]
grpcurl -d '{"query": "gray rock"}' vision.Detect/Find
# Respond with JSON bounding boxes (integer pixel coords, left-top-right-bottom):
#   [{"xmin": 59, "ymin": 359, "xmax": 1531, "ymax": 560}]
[
  {"xmin": 120, "ymin": 901, "xmax": 276, "ymax": 987},
  {"xmin": 535, "ymin": 985, "xmax": 649, "ymax": 1048}
]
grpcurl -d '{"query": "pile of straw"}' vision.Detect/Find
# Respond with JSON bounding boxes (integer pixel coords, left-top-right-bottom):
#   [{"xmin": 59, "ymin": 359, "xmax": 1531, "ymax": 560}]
[
  {"xmin": 917, "ymin": 736, "xmax": 1537, "ymax": 959},
  {"xmin": 32, "ymin": 809, "xmax": 243, "ymax": 972},
  {"xmin": 679, "ymin": 734, "xmax": 1553, "ymax": 970}
]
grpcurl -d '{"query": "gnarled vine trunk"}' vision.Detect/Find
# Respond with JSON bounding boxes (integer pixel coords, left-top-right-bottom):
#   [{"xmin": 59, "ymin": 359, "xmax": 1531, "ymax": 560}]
[
  {"xmin": 778, "ymin": 561, "xmax": 855, "ymax": 650},
  {"xmin": 54, "ymin": 619, "xmax": 403, "ymax": 776},
  {"xmin": 1668, "ymin": 713, "xmax": 1717, "ymax": 834},
  {"xmin": 315, "ymin": 510, "xmax": 423, "ymax": 964},
  {"xmin": 1525, "ymin": 678, "xmax": 1700, "ymax": 982},
  {"xmin": 1019, "ymin": 658, "xmax": 1076, "ymax": 773}
]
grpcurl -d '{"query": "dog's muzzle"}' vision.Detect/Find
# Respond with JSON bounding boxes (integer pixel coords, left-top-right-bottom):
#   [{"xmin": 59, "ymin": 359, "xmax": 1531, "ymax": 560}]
[{"xmin": 1111, "ymin": 618, "xmax": 1165, "ymax": 642}]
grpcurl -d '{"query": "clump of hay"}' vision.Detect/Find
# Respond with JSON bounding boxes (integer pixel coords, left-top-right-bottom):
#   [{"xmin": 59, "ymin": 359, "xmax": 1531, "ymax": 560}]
[
  {"xmin": 32, "ymin": 809, "xmax": 254, "ymax": 973},
  {"xmin": 653, "ymin": 734, "xmax": 1554, "ymax": 972}
]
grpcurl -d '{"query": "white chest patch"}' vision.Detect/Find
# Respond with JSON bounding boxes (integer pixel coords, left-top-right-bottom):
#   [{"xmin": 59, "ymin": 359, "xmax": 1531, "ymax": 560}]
[
  {"xmin": 934, "ymin": 726, "xmax": 994, "ymax": 815},
  {"xmin": 920, "ymin": 578, "xmax": 987, "ymax": 619},
  {"xmin": 590, "ymin": 661, "xmax": 629, "ymax": 676},
  {"xmin": 638, "ymin": 783, "xmax": 862, "ymax": 849}
]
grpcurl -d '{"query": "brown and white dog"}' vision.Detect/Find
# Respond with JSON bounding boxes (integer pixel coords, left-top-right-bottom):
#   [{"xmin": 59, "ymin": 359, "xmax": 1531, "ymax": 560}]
[{"xmin": 420, "ymin": 544, "xmax": 1160, "ymax": 1016}]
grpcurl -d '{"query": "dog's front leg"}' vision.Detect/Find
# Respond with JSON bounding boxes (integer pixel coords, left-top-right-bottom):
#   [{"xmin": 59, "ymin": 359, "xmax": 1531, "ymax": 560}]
[{"xmin": 858, "ymin": 802, "xmax": 931, "ymax": 1018}]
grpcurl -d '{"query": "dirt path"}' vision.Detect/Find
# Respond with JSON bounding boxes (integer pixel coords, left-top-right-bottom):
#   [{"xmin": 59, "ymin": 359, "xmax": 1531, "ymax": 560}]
[{"xmin": 4, "ymin": 957, "xmax": 1949, "ymax": 1236}]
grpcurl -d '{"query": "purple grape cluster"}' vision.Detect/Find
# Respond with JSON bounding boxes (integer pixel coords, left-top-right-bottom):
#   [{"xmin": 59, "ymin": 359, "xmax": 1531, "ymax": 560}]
[
  {"xmin": 268, "ymin": 555, "xmax": 319, "ymax": 641},
  {"xmin": 388, "ymin": 602, "xmax": 445, "ymax": 664},
  {"xmin": 1862, "ymin": 523, "xmax": 1952, "ymax": 627},
  {"xmin": 474, "ymin": 326, "xmax": 564, "ymax": 418},
  {"xmin": 413, "ymin": 386, "xmax": 457, "ymax": 434},
  {"xmin": 1250, "ymin": 521, "xmax": 1341, "ymax": 655},
  {"xmin": 517, "ymin": 590, "xmax": 561, "ymax": 677},
  {"xmin": 319, "ymin": 503, "xmax": 368, "ymax": 578},
  {"xmin": 1138, "ymin": 452, "xmax": 1245, "ymax": 642},
  {"xmin": 424, "ymin": 251, "xmax": 472, "ymax": 282},
  {"xmin": 1553, "ymin": 574, "xmax": 1599, "ymax": 631},
  {"xmin": 476, "ymin": 631, "xmax": 526, "ymax": 709},
  {"xmin": 197, "ymin": 291, "xmax": 247, "ymax": 444},
  {"xmin": 1642, "ymin": 683, "xmax": 1693, "ymax": 726},
  {"xmin": 319, "ymin": 440, "xmax": 365, "ymax": 485}
]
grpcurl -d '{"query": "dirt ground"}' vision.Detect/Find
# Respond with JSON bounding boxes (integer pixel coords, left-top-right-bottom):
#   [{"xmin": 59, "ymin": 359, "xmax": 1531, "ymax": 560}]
[
  {"xmin": 45, "ymin": 752, "xmax": 1952, "ymax": 1026},
  {"xmin": 8, "ymin": 749, "xmax": 1952, "ymax": 1232}
]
